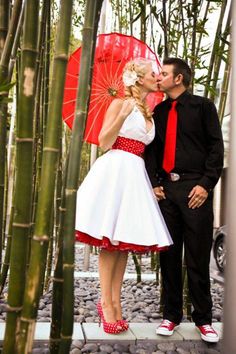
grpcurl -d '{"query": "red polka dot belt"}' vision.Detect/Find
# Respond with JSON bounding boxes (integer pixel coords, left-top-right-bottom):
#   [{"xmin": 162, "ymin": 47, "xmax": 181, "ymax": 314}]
[{"xmin": 112, "ymin": 136, "xmax": 145, "ymax": 157}]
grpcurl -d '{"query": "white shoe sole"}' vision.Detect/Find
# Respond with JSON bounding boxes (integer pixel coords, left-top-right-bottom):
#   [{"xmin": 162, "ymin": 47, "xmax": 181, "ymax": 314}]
[
  {"xmin": 196, "ymin": 327, "xmax": 219, "ymax": 343},
  {"xmin": 200, "ymin": 333, "xmax": 219, "ymax": 343},
  {"xmin": 156, "ymin": 325, "xmax": 179, "ymax": 336}
]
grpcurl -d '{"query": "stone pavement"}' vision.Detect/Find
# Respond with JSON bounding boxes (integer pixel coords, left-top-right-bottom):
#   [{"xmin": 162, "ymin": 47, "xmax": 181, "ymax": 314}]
[{"xmin": 0, "ymin": 322, "xmax": 223, "ymax": 353}]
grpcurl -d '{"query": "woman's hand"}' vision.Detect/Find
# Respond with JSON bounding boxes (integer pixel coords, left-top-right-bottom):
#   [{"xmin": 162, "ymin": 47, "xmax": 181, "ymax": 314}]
[{"xmin": 153, "ymin": 186, "xmax": 166, "ymax": 201}]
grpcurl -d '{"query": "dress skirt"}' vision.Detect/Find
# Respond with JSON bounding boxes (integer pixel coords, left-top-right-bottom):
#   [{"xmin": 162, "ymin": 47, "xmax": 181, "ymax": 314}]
[{"xmin": 75, "ymin": 149, "xmax": 173, "ymax": 253}]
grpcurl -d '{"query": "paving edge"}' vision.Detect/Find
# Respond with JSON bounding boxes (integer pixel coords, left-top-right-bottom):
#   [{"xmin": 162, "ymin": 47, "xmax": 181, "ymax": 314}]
[{"xmin": 0, "ymin": 322, "xmax": 223, "ymax": 344}]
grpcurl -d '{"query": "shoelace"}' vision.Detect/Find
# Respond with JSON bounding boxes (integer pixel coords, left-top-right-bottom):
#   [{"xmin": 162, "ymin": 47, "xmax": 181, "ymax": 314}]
[
  {"xmin": 161, "ymin": 319, "xmax": 172, "ymax": 327},
  {"xmin": 202, "ymin": 325, "xmax": 215, "ymax": 333}
]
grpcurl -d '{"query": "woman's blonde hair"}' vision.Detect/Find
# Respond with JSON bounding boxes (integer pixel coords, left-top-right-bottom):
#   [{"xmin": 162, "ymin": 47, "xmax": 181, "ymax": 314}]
[{"xmin": 123, "ymin": 58, "xmax": 153, "ymax": 121}]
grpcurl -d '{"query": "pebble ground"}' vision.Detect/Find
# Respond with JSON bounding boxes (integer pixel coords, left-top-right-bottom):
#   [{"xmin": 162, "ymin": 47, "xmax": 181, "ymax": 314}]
[{"xmin": 0, "ymin": 246, "xmax": 224, "ymax": 353}]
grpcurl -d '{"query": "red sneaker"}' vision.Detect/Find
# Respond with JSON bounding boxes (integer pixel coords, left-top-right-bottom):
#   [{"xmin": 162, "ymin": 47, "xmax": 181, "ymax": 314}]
[
  {"xmin": 156, "ymin": 319, "xmax": 179, "ymax": 336},
  {"xmin": 196, "ymin": 324, "xmax": 219, "ymax": 343}
]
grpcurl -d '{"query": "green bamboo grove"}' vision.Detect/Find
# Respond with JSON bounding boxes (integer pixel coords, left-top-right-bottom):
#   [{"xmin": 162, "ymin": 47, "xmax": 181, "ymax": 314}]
[
  {"xmin": 3, "ymin": 0, "xmax": 39, "ymax": 352},
  {"xmin": 16, "ymin": 0, "xmax": 74, "ymax": 352},
  {"xmin": 0, "ymin": 0, "xmax": 231, "ymax": 352}
]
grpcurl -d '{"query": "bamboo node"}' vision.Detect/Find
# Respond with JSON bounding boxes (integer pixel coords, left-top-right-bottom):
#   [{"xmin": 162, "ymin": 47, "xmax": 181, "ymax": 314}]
[
  {"xmin": 22, "ymin": 47, "xmax": 38, "ymax": 54},
  {"xmin": 43, "ymin": 147, "xmax": 60, "ymax": 153},
  {"xmin": 65, "ymin": 188, "xmax": 77, "ymax": 195},
  {"xmin": 33, "ymin": 235, "xmax": 50, "ymax": 242},
  {"xmin": 63, "ymin": 264, "xmax": 75, "ymax": 269},
  {"xmin": 54, "ymin": 54, "xmax": 68, "ymax": 61},
  {"xmin": 49, "ymin": 338, "xmax": 60, "ymax": 342},
  {"xmin": 59, "ymin": 207, "xmax": 66, "ymax": 211},
  {"xmin": 13, "ymin": 222, "xmax": 31, "ymax": 228},
  {"xmin": 52, "ymin": 277, "xmax": 64, "ymax": 282},
  {"xmin": 60, "ymin": 335, "xmax": 72, "ymax": 339},
  {"xmin": 15, "ymin": 137, "xmax": 34, "ymax": 142},
  {"xmin": 5, "ymin": 305, "xmax": 22, "ymax": 313},
  {"xmin": 20, "ymin": 317, "xmax": 36, "ymax": 323}
]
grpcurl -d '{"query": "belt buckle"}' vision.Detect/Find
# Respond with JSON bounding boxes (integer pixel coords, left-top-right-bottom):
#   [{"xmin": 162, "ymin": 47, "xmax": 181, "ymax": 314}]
[{"xmin": 169, "ymin": 172, "xmax": 180, "ymax": 181}]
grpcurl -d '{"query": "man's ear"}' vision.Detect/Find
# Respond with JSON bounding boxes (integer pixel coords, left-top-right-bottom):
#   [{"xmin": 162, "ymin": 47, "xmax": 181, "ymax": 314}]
[{"xmin": 175, "ymin": 73, "xmax": 183, "ymax": 85}]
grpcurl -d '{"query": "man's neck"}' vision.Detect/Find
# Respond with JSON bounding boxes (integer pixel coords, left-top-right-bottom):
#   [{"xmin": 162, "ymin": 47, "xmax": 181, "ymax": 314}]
[{"xmin": 167, "ymin": 87, "xmax": 187, "ymax": 100}]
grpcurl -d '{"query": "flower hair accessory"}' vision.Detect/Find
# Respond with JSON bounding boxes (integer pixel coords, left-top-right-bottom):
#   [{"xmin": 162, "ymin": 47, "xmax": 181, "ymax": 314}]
[{"xmin": 122, "ymin": 70, "xmax": 138, "ymax": 87}]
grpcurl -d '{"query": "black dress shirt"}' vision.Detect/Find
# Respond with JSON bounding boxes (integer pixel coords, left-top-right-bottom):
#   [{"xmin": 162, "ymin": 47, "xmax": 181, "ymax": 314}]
[{"xmin": 145, "ymin": 90, "xmax": 224, "ymax": 191}]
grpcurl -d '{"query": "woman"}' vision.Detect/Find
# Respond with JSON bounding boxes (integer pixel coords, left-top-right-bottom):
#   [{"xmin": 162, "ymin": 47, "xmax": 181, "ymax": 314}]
[{"xmin": 75, "ymin": 58, "xmax": 173, "ymax": 334}]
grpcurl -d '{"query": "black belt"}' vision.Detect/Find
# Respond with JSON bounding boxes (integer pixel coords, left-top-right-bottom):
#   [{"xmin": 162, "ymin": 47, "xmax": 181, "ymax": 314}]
[{"xmin": 164, "ymin": 172, "xmax": 202, "ymax": 182}]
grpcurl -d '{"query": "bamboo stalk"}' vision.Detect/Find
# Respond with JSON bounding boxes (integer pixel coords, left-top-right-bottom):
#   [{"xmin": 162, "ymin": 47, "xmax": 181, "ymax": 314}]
[
  {"xmin": 0, "ymin": 206, "xmax": 13, "ymax": 294},
  {"xmin": 2, "ymin": 0, "xmax": 39, "ymax": 352},
  {"xmin": 190, "ymin": 0, "xmax": 198, "ymax": 89},
  {"xmin": 16, "ymin": 0, "xmax": 73, "ymax": 352},
  {"xmin": 8, "ymin": 2, "xmax": 25, "ymax": 80},
  {"xmin": 128, "ymin": 0, "xmax": 133, "ymax": 35},
  {"xmin": 0, "ymin": 0, "xmax": 9, "ymax": 278},
  {"xmin": 140, "ymin": 0, "xmax": 147, "ymax": 42},
  {"xmin": 179, "ymin": 0, "xmax": 187, "ymax": 60},
  {"xmin": 59, "ymin": 1, "xmax": 103, "ymax": 352},
  {"xmin": 0, "ymin": 0, "xmax": 9, "ymax": 58},
  {"xmin": 31, "ymin": 0, "xmax": 49, "ymax": 240},
  {"xmin": 5, "ymin": 5, "xmax": 24, "ymax": 240},
  {"xmin": 49, "ymin": 157, "xmax": 67, "ymax": 353},
  {"xmin": 44, "ymin": 206, "xmax": 54, "ymax": 291},
  {"xmin": 218, "ymin": 51, "xmax": 231, "ymax": 123},
  {"xmin": 0, "ymin": 0, "xmax": 22, "ymax": 82},
  {"xmin": 162, "ymin": 0, "xmax": 168, "ymax": 58},
  {"xmin": 0, "ymin": 102, "xmax": 7, "ymax": 268},
  {"xmin": 204, "ymin": 0, "xmax": 228, "ymax": 98},
  {"xmin": 132, "ymin": 254, "xmax": 141, "ymax": 283},
  {"xmin": 43, "ymin": 0, "xmax": 51, "ymax": 141},
  {"xmin": 209, "ymin": 2, "xmax": 231, "ymax": 101},
  {"xmin": 0, "ymin": 0, "xmax": 23, "ymax": 276},
  {"xmin": 195, "ymin": 2, "xmax": 210, "ymax": 59},
  {"xmin": 116, "ymin": 0, "xmax": 122, "ymax": 33}
]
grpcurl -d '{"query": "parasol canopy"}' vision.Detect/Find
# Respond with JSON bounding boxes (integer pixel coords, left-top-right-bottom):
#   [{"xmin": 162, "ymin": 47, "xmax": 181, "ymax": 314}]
[{"xmin": 62, "ymin": 32, "xmax": 164, "ymax": 145}]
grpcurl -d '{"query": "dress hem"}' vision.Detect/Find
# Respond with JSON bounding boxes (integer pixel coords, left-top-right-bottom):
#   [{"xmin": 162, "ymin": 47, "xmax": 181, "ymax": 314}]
[{"xmin": 75, "ymin": 230, "xmax": 169, "ymax": 253}]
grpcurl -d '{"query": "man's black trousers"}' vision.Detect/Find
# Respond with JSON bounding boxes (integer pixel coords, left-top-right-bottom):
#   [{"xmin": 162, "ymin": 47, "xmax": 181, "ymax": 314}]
[{"xmin": 159, "ymin": 178, "xmax": 213, "ymax": 326}]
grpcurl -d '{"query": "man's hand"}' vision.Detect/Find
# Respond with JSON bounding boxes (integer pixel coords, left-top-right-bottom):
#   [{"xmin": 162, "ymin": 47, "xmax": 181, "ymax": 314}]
[
  {"xmin": 153, "ymin": 186, "xmax": 166, "ymax": 201},
  {"xmin": 188, "ymin": 185, "xmax": 208, "ymax": 209}
]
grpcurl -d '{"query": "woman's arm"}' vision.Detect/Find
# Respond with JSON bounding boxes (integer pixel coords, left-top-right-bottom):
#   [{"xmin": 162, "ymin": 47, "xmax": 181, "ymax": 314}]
[{"xmin": 98, "ymin": 98, "xmax": 135, "ymax": 151}]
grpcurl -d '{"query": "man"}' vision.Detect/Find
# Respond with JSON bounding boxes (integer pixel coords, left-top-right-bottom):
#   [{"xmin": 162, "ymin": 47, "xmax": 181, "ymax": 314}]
[{"xmin": 145, "ymin": 58, "xmax": 224, "ymax": 343}]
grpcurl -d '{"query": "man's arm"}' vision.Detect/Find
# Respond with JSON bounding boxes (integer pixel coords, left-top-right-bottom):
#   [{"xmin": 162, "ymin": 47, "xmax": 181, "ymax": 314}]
[
  {"xmin": 198, "ymin": 99, "xmax": 224, "ymax": 192},
  {"xmin": 145, "ymin": 134, "xmax": 166, "ymax": 201},
  {"xmin": 145, "ymin": 139, "xmax": 159, "ymax": 188}
]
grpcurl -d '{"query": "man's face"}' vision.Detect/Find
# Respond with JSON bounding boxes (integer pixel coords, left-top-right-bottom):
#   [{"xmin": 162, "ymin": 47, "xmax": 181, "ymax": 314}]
[{"xmin": 157, "ymin": 64, "xmax": 177, "ymax": 93}]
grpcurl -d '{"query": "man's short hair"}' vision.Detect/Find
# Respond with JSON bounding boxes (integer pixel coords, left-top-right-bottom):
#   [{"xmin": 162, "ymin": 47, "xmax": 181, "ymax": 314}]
[{"xmin": 163, "ymin": 58, "xmax": 192, "ymax": 88}]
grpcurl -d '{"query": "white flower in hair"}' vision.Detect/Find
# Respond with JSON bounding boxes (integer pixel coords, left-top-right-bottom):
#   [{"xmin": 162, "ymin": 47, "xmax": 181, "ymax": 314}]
[{"xmin": 122, "ymin": 70, "xmax": 138, "ymax": 87}]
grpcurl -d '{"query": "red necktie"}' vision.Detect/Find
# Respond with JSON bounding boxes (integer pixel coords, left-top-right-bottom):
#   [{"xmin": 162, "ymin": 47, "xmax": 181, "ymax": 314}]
[{"xmin": 162, "ymin": 100, "xmax": 178, "ymax": 173}]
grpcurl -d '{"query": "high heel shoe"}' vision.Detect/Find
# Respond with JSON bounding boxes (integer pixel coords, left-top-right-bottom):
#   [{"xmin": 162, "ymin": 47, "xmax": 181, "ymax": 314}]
[
  {"xmin": 117, "ymin": 319, "xmax": 129, "ymax": 331},
  {"xmin": 98, "ymin": 300, "xmax": 129, "ymax": 332},
  {"xmin": 102, "ymin": 320, "xmax": 123, "ymax": 334},
  {"xmin": 97, "ymin": 301, "xmax": 122, "ymax": 334},
  {"xmin": 97, "ymin": 301, "xmax": 104, "ymax": 321}
]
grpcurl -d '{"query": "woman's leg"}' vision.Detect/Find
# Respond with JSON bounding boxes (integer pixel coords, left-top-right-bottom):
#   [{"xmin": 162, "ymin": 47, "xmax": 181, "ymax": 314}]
[
  {"xmin": 98, "ymin": 249, "xmax": 120, "ymax": 323},
  {"xmin": 111, "ymin": 251, "xmax": 128, "ymax": 320}
]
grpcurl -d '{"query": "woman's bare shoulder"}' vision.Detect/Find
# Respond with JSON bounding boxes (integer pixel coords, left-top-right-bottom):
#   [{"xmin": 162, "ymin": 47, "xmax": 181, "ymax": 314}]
[{"xmin": 108, "ymin": 98, "xmax": 124, "ymax": 110}]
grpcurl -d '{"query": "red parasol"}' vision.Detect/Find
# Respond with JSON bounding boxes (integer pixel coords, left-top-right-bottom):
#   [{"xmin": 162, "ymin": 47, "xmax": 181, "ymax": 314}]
[{"xmin": 62, "ymin": 32, "xmax": 164, "ymax": 145}]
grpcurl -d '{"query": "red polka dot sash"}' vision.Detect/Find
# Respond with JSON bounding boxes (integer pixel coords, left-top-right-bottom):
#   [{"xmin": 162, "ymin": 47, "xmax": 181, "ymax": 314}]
[{"xmin": 112, "ymin": 136, "xmax": 145, "ymax": 157}]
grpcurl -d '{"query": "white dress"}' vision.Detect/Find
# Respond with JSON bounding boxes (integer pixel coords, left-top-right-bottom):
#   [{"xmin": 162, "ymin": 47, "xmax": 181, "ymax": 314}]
[{"xmin": 75, "ymin": 107, "xmax": 173, "ymax": 252}]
